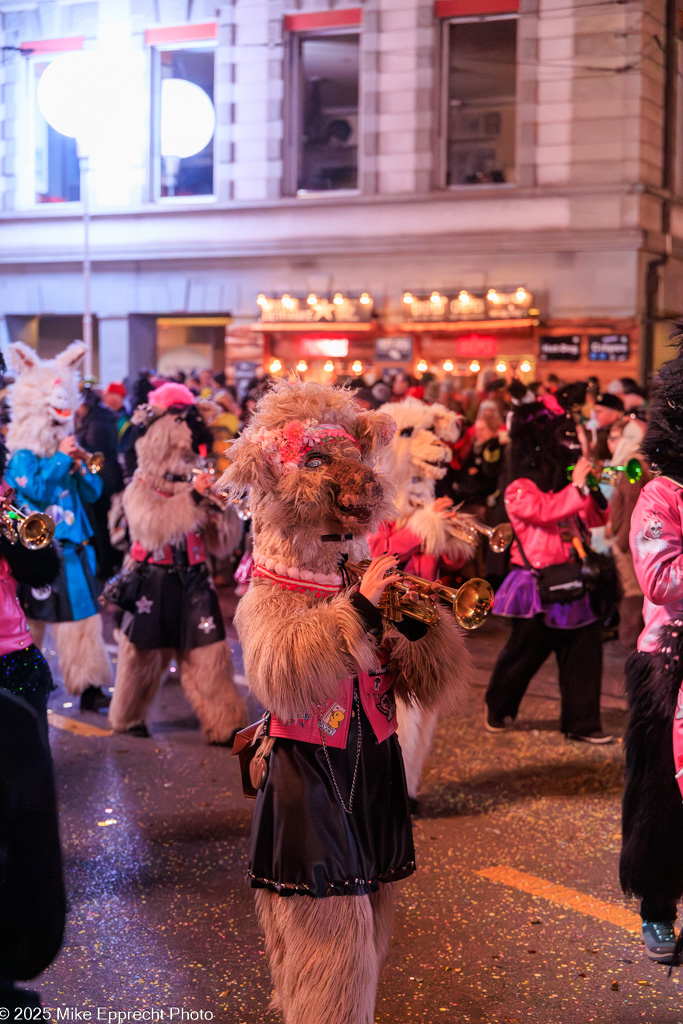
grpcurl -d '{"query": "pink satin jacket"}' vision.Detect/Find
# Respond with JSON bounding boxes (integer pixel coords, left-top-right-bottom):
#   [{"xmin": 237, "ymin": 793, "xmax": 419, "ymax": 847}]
[
  {"xmin": 629, "ymin": 476, "xmax": 683, "ymax": 654},
  {"xmin": 368, "ymin": 521, "xmax": 439, "ymax": 581},
  {"xmin": 504, "ymin": 478, "xmax": 606, "ymax": 569},
  {"xmin": 0, "ymin": 557, "xmax": 34, "ymax": 657}
]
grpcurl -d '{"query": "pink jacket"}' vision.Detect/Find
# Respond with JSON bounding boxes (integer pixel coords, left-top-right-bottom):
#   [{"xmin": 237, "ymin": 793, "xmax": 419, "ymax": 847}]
[
  {"xmin": 629, "ymin": 476, "xmax": 683, "ymax": 653},
  {"xmin": 504, "ymin": 478, "xmax": 606, "ymax": 569},
  {"xmin": 269, "ymin": 659, "xmax": 397, "ymax": 748},
  {"xmin": 0, "ymin": 557, "xmax": 34, "ymax": 657},
  {"xmin": 368, "ymin": 521, "xmax": 439, "ymax": 581}
]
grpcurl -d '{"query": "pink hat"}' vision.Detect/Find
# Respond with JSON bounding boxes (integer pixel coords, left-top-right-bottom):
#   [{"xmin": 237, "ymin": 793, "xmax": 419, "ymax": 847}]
[{"xmin": 147, "ymin": 382, "xmax": 196, "ymax": 410}]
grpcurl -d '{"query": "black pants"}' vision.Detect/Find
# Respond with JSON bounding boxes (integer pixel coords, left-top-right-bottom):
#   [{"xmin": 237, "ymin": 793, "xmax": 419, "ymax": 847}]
[{"xmin": 485, "ymin": 614, "xmax": 603, "ymax": 735}]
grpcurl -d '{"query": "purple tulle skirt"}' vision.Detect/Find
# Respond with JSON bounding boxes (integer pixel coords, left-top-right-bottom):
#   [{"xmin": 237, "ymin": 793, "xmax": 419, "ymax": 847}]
[{"xmin": 493, "ymin": 568, "xmax": 598, "ymax": 630}]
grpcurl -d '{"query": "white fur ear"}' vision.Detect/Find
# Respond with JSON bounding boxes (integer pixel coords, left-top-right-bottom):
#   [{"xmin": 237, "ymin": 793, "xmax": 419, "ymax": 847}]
[
  {"xmin": 8, "ymin": 341, "xmax": 39, "ymax": 373},
  {"xmin": 55, "ymin": 340, "xmax": 87, "ymax": 369}
]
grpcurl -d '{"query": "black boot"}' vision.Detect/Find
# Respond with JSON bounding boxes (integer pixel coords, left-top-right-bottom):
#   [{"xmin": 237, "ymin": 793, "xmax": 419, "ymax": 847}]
[{"xmin": 80, "ymin": 686, "xmax": 112, "ymax": 713}]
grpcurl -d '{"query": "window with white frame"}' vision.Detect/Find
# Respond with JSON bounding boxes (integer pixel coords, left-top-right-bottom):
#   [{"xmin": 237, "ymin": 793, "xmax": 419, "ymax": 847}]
[
  {"xmin": 31, "ymin": 57, "xmax": 80, "ymax": 204},
  {"xmin": 151, "ymin": 45, "xmax": 215, "ymax": 200},
  {"xmin": 287, "ymin": 31, "xmax": 360, "ymax": 194},
  {"xmin": 444, "ymin": 16, "xmax": 517, "ymax": 186}
]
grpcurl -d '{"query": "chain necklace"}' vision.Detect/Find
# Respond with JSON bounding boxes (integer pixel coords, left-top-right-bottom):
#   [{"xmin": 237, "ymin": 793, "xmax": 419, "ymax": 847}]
[{"xmin": 318, "ymin": 690, "xmax": 361, "ymax": 815}]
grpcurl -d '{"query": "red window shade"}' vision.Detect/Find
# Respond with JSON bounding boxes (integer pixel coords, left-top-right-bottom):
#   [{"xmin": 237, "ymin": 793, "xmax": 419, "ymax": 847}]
[
  {"xmin": 20, "ymin": 36, "xmax": 84, "ymax": 53},
  {"xmin": 284, "ymin": 9, "xmax": 362, "ymax": 32},
  {"xmin": 435, "ymin": 0, "xmax": 518, "ymax": 16},
  {"xmin": 145, "ymin": 22, "xmax": 217, "ymax": 45}
]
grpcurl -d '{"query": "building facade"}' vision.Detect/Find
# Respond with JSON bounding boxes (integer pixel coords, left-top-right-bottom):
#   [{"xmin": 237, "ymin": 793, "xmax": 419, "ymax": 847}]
[{"xmin": 0, "ymin": 0, "xmax": 680, "ymax": 389}]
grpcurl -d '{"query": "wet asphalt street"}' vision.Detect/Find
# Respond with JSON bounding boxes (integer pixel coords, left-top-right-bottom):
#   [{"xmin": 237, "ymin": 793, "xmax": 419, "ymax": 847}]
[{"xmin": 32, "ymin": 592, "xmax": 683, "ymax": 1024}]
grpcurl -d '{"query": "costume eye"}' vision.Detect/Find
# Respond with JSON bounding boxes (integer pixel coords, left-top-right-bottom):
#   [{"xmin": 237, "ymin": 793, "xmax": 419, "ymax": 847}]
[
  {"xmin": 400, "ymin": 428, "xmax": 413, "ymax": 437},
  {"xmin": 305, "ymin": 453, "xmax": 328, "ymax": 469}
]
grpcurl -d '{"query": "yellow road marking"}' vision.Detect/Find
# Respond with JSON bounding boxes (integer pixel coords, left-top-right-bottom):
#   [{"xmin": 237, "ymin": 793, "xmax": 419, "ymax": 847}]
[
  {"xmin": 48, "ymin": 712, "xmax": 113, "ymax": 738},
  {"xmin": 475, "ymin": 865, "xmax": 641, "ymax": 935}
]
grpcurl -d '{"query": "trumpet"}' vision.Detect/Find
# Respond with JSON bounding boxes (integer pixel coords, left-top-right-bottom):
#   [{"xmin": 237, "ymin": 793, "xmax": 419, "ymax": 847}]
[
  {"xmin": 191, "ymin": 462, "xmax": 231, "ymax": 511},
  {"xmin": 71, "ymin": 446, "xmax": 105, "ymax": 475},
  {"xmin": 346, "ymin": 560, "xmax": 494, "ymax": 631},
  {"xmin": 464, "ymin": 521, "xmax": 513, "ymax": 554},
  {"xmin": 566, "ymin": 457, "xmax": 642, "ymax": 488},
  {"xmin": 0, "ymin": 492, "xmax": 56, "ymax": 549}
]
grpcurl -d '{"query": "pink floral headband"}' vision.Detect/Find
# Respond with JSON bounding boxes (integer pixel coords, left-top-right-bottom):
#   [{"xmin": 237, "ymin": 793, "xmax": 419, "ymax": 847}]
[{"xmin": 251, "ymin": 419, "xmax": 360, "ymax": 474}]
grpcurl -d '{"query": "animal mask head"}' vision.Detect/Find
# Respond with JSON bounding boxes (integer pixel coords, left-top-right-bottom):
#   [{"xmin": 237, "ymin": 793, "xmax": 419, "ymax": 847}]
[
  {"xmin": 6, "ymin": 341, "xmax": 86, "ymax": 458},
  {"xmin": 377, "ymin": 397, "xmax": 462, "ymax": 514},
  {"xmin": 131, "ymin": 383, "xmax": 214, "ymax": 486},
  {"xmin": 219, "ymin": 381, "xmax": 396, "ymax": 569}
]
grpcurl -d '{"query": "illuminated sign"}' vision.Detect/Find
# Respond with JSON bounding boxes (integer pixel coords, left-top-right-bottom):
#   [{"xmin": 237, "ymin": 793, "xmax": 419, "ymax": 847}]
[
  {"xmin": 539, "ymin": 335, "xmax": 581, "ymax": 361},
  {"xmin": 300, "ymin": 338, "xmax": 350, "ymax": 357},
  {"xmin": 454, "ymin": 335, "xmax": 497, "ymax": 358},
  {"xmin": 401, "ymin": 288, "xmax": 532, "ymax": 323},
  {"xmin": 588, "ymin": 334, "xmax": 629, "ymax": 362},
  {"xmin": 375, "ymin": 336, "xmax": 413, "ymax": 361},
  {"xmin": 257, "ymin": 294, "xmax": 373, "ymax": 325}
]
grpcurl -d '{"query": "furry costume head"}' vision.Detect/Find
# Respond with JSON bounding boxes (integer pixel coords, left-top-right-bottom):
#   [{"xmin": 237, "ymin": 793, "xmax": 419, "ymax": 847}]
[
  {"xmin": 131, "ymin": 381, "xmax": 214, "ymax": 490},
  {"xmin": 6, "ymin": 340, "xmax": 86, "ymax": 458},
  {"xmin": 640, "ymin": 334, "xmax": 683, "ymax": 476},
  {"xmin": 507, "ymin": 381, "xmax": 581, "ymax": 492},
  {"xmin": 219, "ymin": 380, "xmax": 396, "ymax": 575},
  {"xmin": 376, "ymin": 396, "xmax": 461, "ymax": 515}
]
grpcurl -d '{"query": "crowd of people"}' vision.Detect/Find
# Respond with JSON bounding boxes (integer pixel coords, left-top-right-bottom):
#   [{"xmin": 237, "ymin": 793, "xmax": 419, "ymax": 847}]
[{"xmin": 3, "ymin": 342, "xmax": 683, "ymax": 1015}]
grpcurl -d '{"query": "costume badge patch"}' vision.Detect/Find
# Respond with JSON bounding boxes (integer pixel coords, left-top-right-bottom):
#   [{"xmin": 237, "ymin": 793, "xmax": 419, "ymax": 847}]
[{"xmin": 634, "ymin": 513, "xmax": 668, "ymax": 559}]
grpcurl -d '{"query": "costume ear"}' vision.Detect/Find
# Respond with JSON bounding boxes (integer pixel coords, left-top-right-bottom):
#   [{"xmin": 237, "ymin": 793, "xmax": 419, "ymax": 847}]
[
  {"xmin": 431, "ymin": 407, "xmax": 462, "ymax": 444},
  {"xmin": 55, "ymin": 340, "xmax": 87, "ymax": 369},
  {"xmin": 216, "ymin": 437, "xmax": 277, "ymax": 496},
  {"xmin": 354, "ymin": 411, "xmax": 396, "ymax": 459},
  {"xmin": 8, "ymin": 341, "xmax": 39, "ymax": 373},
  {"xmin": 195, "ymin": 398, "xmax": 220, "ymax": 425}
]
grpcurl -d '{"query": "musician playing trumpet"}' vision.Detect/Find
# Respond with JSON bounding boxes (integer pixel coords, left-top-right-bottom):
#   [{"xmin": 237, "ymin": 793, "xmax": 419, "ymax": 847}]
[
  {"xmin": 367, "ymin": 396, "xmax": 479, "ymax": 812},
  {"xmin": 4, "ymin": 341, "xmax": 113, "ymax": 713}
]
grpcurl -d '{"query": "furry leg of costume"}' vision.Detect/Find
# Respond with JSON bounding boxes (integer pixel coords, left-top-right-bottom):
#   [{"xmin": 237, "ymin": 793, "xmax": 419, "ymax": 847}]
[
  {"xmin": 397, "ymin": 699, "xmax": 439, "ymax": 802},
  {"xmin": 109, "ymin": 634, "xmax": 171, "ymax": 732},
  {"xmin": 51, "ymin": 616, "xmax": 111, "ymax": 696},
  {"xmin": 177, "ymin": 641, "xmax": 246, "ymax": 744},
  {"xmin": 255, "ymin": 886, "xmax": 394, "ymax": 1024}
]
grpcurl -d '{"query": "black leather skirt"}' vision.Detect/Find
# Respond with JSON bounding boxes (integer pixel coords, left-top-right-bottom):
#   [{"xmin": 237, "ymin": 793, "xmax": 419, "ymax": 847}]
[
  {"xmin": 248, "ymin": 691, "xmax": 416, "ymax": 898},
  {"xmin": 122, "ymin": 563, "xmax": 225, "ymax": 651}
]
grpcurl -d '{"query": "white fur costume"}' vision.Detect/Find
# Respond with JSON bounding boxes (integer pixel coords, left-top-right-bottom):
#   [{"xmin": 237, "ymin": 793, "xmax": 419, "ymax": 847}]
[
  {"xmin": 5, "ymin": 341, "xmax": 111, "ymax": 698},
  {"xmin": 370, "ymin": 397, "xmax": 478, "ymax": 804}
]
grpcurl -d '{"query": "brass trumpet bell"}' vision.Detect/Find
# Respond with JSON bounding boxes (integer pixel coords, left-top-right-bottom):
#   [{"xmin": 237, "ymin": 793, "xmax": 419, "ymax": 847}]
[
  {"xmin": 468, "ymin": 521, "xmax": 513, "ymax": 554},
  {"xmin": 346, "ymin": 560, "xmax": 494, "ymax": 631},
  {"xmin": 71, "ymin": 446, "xmax": 105, "ymax": 475},
  {"xmin": 0, "ymin": 503, "xmax": 56, "ymax": 549}
]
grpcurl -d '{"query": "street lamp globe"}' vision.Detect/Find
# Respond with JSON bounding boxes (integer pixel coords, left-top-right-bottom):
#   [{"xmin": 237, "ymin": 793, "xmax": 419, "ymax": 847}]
[
  {"xmin": 161, "ymin": 78, "xmax": 215, "ymax": 160},
  {"xmin": 36, "ymin": 50, "xmax": 100, "ymax": 150}
]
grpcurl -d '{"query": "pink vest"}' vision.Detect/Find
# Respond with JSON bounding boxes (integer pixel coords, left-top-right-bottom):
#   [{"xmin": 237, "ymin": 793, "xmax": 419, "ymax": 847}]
[
  {"xmin": 269, "ymin": 661, "xmax": 397, "ymax": 748},
  {"xmin": 130, "ymin": 531, "xmax": 206, "ymax": 566},
  {"xmin": 253, "ymin": 565, "xmax": 399, "ymax": 748}
]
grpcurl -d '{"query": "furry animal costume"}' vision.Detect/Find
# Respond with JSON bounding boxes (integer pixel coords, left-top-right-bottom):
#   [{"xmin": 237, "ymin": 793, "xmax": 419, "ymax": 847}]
[
  {"xmin": 108, "ymin": 383, "xmax": 246, "ymax": 743},
  {"xmin": 620, "ymin": 342, "xmax": 683, "ymax": 927},
  {"xmin": 220, "ymin": 381, "xmax": 471, "ymax": 1024},
  {"xmin": 5, "ymin": 341, "xmax": 111, "ymax": 705},
  {"xmin": 368, "ymin": 396, "xmax": 477, "ymax": 806}
]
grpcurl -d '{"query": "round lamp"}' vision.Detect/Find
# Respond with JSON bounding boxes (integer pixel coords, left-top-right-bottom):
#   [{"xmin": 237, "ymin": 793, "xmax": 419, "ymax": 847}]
[{"xmin": 161, "ymin": 78, "xmax": 215, "ymax": 159}]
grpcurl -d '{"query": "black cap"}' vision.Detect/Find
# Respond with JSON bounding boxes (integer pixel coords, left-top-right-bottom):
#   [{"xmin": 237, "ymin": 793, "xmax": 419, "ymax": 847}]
[{"xmin": 594, "ymin": 393, "xmax": 624, "ymax": 412}]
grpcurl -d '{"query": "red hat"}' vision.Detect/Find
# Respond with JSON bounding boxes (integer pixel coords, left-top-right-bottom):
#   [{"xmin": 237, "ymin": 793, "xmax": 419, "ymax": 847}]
[{"xmin": 105, "ymin": 381, "xmax": 127, "ymax": 397}]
